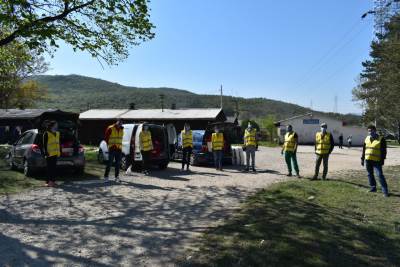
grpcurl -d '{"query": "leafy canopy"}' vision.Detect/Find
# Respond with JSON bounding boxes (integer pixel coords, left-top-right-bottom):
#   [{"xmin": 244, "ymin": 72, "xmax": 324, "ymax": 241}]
[{"xmin": 0, "ymin": 0, "xmax": 154, "ymax": 65}]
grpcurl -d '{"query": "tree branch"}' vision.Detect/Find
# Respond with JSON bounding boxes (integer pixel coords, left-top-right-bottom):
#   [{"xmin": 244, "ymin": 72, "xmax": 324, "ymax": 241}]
[{"xmin": 0, "ymin": 0, "xmax": 95, "ymax": 46}]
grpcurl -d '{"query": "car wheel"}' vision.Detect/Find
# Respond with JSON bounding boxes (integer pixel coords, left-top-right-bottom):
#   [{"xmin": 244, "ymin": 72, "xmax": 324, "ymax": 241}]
[
  {"xmin": 158, "ymin": 162, "xmax": 169, "ymax": 170},
  {"xmin": 120, "ymin": 154, "xmax": 129, "ymax": 171},
  {"xmin": 23, "ymin": 160, "xmax": 34, "ymax": 177},
  {"xmin": 8, "ymin": 154, "xmax": 17, "ymax": 171},
  {"xmin": 98, "ymin": 149, "xmax": 105, "ymax": 163},
  {"xmin": 74, "ymin": 167, "xmax": 85, "ymax": 175}
]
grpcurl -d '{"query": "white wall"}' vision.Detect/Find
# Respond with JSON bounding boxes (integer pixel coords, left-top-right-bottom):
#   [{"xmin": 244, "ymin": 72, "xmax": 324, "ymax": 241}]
[{"xmin": 278, "ymin": 115, "xmax": 368, "ymax": 146}]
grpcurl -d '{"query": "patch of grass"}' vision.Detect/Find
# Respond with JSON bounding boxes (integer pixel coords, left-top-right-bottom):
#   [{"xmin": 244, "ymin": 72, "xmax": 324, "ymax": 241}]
[
  {"xmin": 0, "ymin": 145, "xmax": 104, "ymax": 195},
  {"xmin": 258, "ymin": 141, "xmax": 280, "ymax": 147},
  {"xmin": 387, "ymin": 140, "xmax": 400, "ymax": 147},
  {"xmin": 182, "ymin": 167, "xmax": 400, "ymax": 267}
]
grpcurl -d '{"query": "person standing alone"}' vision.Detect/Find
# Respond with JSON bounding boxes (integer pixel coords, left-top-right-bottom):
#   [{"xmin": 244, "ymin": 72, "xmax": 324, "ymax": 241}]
[
  {"xmin": 361, "ymin": 125, "xmax": 389, "ymax": 197},
  {"xmin": 212, "ymin": 126, "xmax": 224, "ymax": 171},
  {"xmin": 42, "ymin": 121, "xmax": 61, "ymax": 187},
  {"xmin": 140, "ymin": 124, "xmax": 153, "ymax": 175},
  {"xmin": 104, "ymin": 119, "xmax": 124, "ymax": 183},
  {"xmin": 312, "ymin": 123, "xmax": 334, "ymax": 180},
  {"xmin": 281, "ymin": 125, "xmax": 300, "ymax": 177},
  {"xmin": 243, "ymin": 122, "xmax": 257, "ymax": 172},
  {"xmin": 181, "ymin": 123, "xmax": 193, "ymax": 171}
]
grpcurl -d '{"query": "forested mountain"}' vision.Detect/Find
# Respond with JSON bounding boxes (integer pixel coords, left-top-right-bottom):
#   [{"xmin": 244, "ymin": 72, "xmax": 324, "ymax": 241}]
[{"xmin": 32, "ymin": 74, "xmax": 361, "ymax": 124}]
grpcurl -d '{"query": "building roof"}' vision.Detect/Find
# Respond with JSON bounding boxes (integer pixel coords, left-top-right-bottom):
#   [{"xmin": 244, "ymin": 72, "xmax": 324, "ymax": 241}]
[
  {"xmin": 79, "ymin": 108, "xmax": 225, "ymax": 121},
  {"xmin": 274, "ymin": 112, "xmax": 314, "ymax": 125},
  {"xmin": 79, "ymin": 109, "xmax": 129, "ymax": 120},
  {"xmin": 0, "ymin": 109, "xmax": 77, "ymax": 120}
]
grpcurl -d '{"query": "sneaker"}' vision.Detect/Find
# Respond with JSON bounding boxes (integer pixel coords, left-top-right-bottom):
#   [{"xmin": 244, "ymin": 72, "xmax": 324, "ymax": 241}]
[
  {"xmin": 368, "ymin": 188, "xmax": 377, "ymax": 193},
  {"xmin": 244, "ymin": 168, "xmax": 249, "ymax": 172},
  {"xmin": 296, "ymin": 173, "xmax": 301, "ymax": 178},
  {"xmin": 252, "ymin": 168, "xmax": 256, "ymax": 172},
  {"xmin": 311, "ymin": 176, "xmax": 318, "ymax": 180},
  {"xmin": 384, "ymin": 193, "xmax": 389, "ymax": 197},
  {"xmin": 286, "ymin": 173, "xmax": 292, "ymax": 177}
]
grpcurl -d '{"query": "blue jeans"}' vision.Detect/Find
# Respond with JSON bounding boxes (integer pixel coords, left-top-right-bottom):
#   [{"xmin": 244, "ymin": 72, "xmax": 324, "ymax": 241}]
[
  {"xmin": 213, "ymin": 150, "xmax": 223, "ymax": 170},
  {"xmin": 104, "ymin": 149, "xmax": 122, "ymax": 178},
  {"xmin": 366, "ymin": 160, "xmax": 388, "ymax": 194}
]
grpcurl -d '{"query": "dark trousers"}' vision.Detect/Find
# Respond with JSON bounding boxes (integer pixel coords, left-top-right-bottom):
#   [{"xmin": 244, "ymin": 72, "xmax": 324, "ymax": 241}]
[
  {"xmin": 213, "ymin": 150, "xmax": 223, "ymax": 170},
  {"xmin": 46, "ymin": 156, "xmax": 57, "ymax": 183},
  {"xmin": 285, "ymin": 151, "xmax": 299, "ymax": 174},
  {"xmin": 366, "ymin": 160, "xmax": 388, "ymax": 194},
  {"xmin": 141, "ymin": 150, "xmax": 151, "ymax": 171},
  {"xmin": 104, "ymin": 149, "xmax": 122, "ymax": 178},
  {"xmin": 339, "ymin": 140, "xmax": 343, "ymax": 149},
  {"xmin": 182, "ymin": 147, "xmax": 192, "ymax": 169},
  {"xmin": 314, "ymin": 154, "xmax": 329, "ymax": 179}
]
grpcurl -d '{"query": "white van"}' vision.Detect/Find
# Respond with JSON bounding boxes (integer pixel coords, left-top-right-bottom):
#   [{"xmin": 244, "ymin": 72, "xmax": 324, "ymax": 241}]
[{"xmin": 98, "ymin": 123, "xmax": 176, "ymax": 170}]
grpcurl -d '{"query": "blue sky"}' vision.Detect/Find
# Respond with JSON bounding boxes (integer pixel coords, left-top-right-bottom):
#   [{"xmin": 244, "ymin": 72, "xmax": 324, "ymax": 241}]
[{"xmin": 46, "ymin": 0, "xmax": 375, "ymax": 114}]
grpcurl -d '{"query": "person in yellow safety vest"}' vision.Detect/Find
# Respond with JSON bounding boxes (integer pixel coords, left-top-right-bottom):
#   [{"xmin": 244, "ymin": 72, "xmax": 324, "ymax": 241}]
[
  {"xmin": 243, "ymin": 122, "xmax": 258, "ymax": 172},
  {"xmin": 361, "ymin": 125, "xmax": 389, "ymax": 197},
  {"xmin": 312, "ymin": 122, "xmax": 335, "ymax": 180},
  {"xmin": 42, "ymin": 121, "xmax": 61, "ymax": 187},
  {"xmin": 181, "ymin": 123, "xmax": 193, "ymax": 171},
  {"xmin": 104, "ymin": 119, "xmax": 124, "ymax": 183},
  {"xmin": 140, "ymin": 124, "xmax": 153, "ymax": 175},
  {"xmin": 281, "ymin": 125, "xmax": 300, "ymax": 177},
  {"xmin": 211, "ymin": 126, "xmax": 224, "ymax": 171}
]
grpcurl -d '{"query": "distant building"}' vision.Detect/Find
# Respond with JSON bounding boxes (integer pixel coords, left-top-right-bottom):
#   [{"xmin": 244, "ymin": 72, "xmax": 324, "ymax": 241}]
[
  {"xmin": 0, "ymin": 109, "xmax": 79, "ymax": 144},
  {"xmin": 274, "ymin": 113, "xmax": 367, "ymax": 146},
  {"xmin": 79, "ymin": 108, "xmax": 227, "ymax": 145}
]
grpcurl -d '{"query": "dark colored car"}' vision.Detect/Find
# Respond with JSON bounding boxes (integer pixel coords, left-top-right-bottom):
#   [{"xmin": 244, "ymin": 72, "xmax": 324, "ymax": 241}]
[
  {"xmin": 174, "ymin": 122, "xmax": 243, "ymax": 166},
  {"xmin": 7, "ymin": 122, "xmax": 85, "ymax": 177}
]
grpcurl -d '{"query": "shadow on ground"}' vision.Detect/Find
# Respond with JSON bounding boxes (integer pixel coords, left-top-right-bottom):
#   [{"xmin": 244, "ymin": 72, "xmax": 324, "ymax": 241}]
[{"xmin": 0, "ymin": 178, "xmax": 249, "ymax": 266}]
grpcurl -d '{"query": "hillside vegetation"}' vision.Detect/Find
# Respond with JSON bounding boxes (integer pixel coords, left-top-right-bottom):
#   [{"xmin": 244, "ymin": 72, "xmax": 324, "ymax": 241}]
[{"xmin": 32, "ymin": 75, "xmax": 360, "ymax": 124}]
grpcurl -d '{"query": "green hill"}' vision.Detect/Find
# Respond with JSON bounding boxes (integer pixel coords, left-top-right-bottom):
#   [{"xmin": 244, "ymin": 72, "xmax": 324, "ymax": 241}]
[{"xmin": 32, "ymin": 74, "xmax": 361, "ymax": 124}]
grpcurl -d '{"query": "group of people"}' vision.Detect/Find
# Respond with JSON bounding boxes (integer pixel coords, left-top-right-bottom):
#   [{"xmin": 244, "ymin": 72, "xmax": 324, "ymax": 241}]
[
  {"xmin": 41, "ymin": 119, "xmax": 391, "ymax": 197},
  {"xmin": 279, "ymin": 122, "xmax": 390, "ymax": 197},
  {"xmin": 338, "ymin": 133, "xmax": 353, "ymax": 149}
]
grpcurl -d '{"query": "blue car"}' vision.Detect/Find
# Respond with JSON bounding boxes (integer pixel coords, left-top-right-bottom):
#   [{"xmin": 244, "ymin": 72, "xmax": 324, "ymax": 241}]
[{"xmin": 175, "ymin": 122, "xmax": 242, "ymax": 166}]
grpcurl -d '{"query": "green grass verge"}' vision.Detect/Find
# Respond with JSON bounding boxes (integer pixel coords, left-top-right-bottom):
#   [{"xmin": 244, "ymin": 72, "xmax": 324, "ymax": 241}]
[
  {"xmin": 258, "ymin": 141, "xmax": 280, "ymax": 147},
  {"xmin": 0, "ymin": 145, "xmax": 104, "ymax": 195},
  {"xmin": 181, "ymin": 167, "xmax": 400, "ymax": 267}
]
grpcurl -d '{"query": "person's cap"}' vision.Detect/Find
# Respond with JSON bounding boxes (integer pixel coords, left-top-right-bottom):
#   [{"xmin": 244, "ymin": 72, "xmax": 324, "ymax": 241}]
[{"xmin": 320, "ymin": 123, "xmax": 327, "ymax": 128}]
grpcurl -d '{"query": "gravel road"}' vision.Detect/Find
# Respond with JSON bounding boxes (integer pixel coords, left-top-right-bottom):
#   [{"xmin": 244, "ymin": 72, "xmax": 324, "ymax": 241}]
[{"xmin": 1, "ymin": 145, "xmax": 399, "ymax": 266}]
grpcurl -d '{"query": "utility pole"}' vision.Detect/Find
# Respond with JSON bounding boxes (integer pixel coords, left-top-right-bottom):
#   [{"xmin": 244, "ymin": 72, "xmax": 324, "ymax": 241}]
[
  {"xmin": 159, "ymin": 94, "xmax": 165, "ymax": 112},
  {"xmin": 220, "ymin": 85, "xmax": 223, "ymax": 109}
]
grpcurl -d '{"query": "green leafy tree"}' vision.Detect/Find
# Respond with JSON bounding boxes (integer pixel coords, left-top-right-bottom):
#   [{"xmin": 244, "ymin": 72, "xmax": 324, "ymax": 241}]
[
  {"xmin": 241, "ymin": 119, "xmax": 260, "ymax": 132},
  {"xmin": 353, "ymin": 14, "xmax": 400, "ymax": 141},
  {"xmin": 260, "ymin": 115, "xmax": 277, "ymax": 142},
  {"xmin": 0, "ymin": 39, "xmax": 48, "ymax": 109},
  {"xmin": 0, "ymin": 0, "xmax": 154, "ymax": 65}
]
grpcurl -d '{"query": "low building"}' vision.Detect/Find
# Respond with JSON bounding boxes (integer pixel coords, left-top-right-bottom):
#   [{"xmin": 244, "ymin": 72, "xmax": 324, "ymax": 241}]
[
  {"xmin": 0, "ymin": 109, "xmax": 79, "ymax": 144},
  {"xmin": 79, "ymin": 108, "xmax": 226, "ymax": 145},
  {"xmin": 275, "ymin": 113, "xmax": 367, "ymax": 146}
]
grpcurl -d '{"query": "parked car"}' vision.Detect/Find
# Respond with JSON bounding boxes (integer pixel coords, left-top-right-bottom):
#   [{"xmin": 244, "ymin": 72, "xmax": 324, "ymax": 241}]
[
  {"xmin": 174, "ymin": 122, "xmax": 243, "ymax": 166},
  {"xmin": 98, "ymin": 123, "xmax": 176, "ymax": 170},
  {"xmin": 7, "ymin": 120, "xmax": 85, "ymax": 177}
]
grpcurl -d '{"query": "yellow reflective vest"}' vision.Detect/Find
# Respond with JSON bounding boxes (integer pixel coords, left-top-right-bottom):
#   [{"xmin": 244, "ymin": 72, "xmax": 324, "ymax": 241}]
[
  {"xmin": 140, "ymin": 130, "xmax": 153, "ymax": 152},
  {"xmin": 46, "ymin": 131, "xmax": 60, "ymax": 157},
  {"xmin": 244, "ymin": 128, "xmax": 257, "ymax": 146},
  {"xmin": 108, "ymin": 125, "xmax": 123, "ymax": 150},
  {"xmin": 181, "ymin": 130, "xmax": 193, "ymax": 148},
  {"xmin": 365, "ymin": 136, "xmax": 382, "ymax": 162},
  {"xmin": 315, "ymin": 132, "xmax": 331, "ymax": 155},
  {"xmin": 283, "ymin": 132, "xmax": 297, "ymax": 152},
  {"xmin": 212, "ymin": 133, "xmax": 224, "ymax": 151}
]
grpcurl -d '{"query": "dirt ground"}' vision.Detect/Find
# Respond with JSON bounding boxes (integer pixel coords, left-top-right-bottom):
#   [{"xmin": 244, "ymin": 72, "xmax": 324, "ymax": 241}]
[{"xmin": 1, "ymin": 145, "xmax": 399, "ymax": 266}]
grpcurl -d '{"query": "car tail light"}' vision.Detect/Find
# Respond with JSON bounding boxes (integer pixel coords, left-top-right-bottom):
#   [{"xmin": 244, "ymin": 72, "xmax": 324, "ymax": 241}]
[
  {"xmin": 31, "ymin": 144, "xmax": 41, "ymax": 154},
  {"xmin": 78, "ymin": 145, "xmax": 84, "ymax": 154}
]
